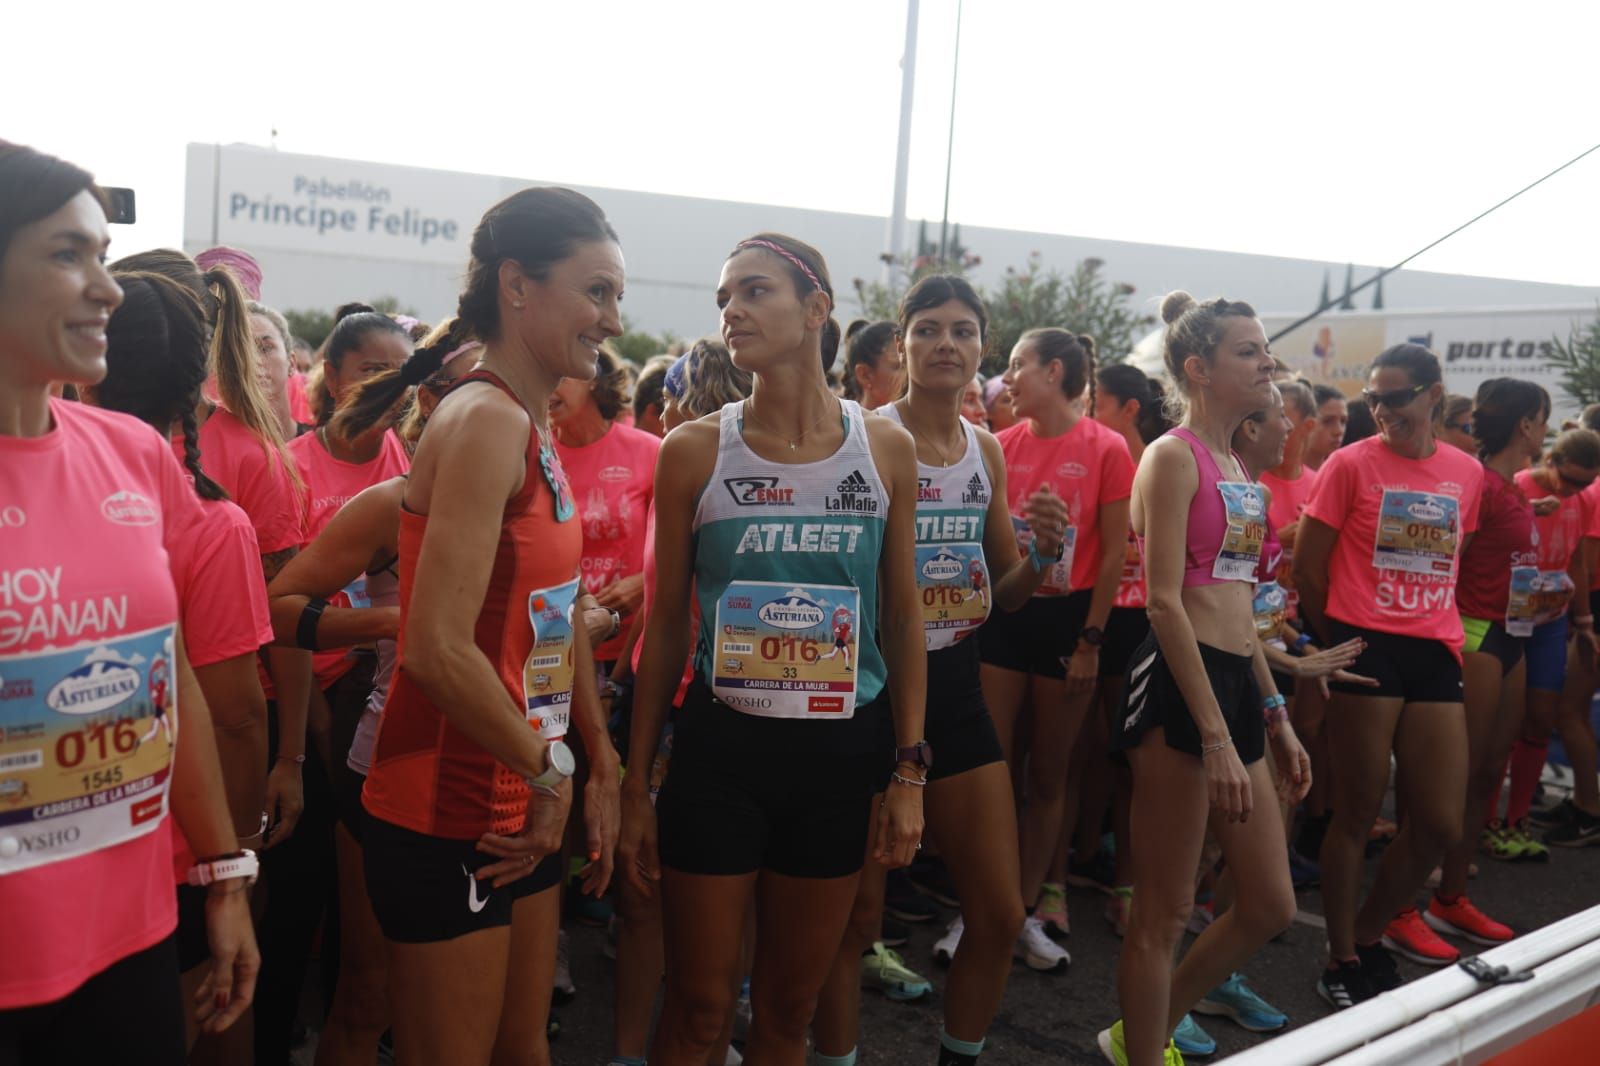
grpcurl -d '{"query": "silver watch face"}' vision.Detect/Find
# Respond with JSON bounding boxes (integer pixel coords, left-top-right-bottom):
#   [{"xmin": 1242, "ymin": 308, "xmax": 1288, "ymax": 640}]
[{"xmin": 548, "ymin": 739, "xmax": 576, "ymax": 777}]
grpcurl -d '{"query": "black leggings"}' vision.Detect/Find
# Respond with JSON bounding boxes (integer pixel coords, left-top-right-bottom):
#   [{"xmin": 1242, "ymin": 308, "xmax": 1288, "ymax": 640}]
[{"xmin": 0, "ymin": 935, "xmax": 185, "ymax": 1066}]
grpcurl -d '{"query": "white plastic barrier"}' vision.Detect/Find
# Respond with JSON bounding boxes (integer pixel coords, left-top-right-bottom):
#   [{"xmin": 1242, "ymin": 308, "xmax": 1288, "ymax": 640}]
[{"xmin": 1220, "ymin": 905, "xmax": 1600, "ymax": 1065}]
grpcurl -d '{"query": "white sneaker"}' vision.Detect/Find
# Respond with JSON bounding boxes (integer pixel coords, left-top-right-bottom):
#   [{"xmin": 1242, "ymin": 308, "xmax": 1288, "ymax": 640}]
[
  {"xmin": 732, "ymin": 991, "xmax": 752, "ymax": 1042},
  {"xmin": 724, "ymin": 1046, "xmax": 743, "ymax": 1066},
  {"xmin": 1014, "ymin": 914, "xmax": 1071, "ymax": 972},
  {"xmin": 553, "ymin": 928, "xmax": 576, "ymax": 1002},
  {"xmin": 933, "ymin": 915, "xmax": 965, "ymax": 965}
]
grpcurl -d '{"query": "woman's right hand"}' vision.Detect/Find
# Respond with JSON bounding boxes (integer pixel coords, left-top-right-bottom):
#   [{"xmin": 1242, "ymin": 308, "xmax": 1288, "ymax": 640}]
[
  {"xmin": 1203, "ymin": 740, "xmax": 1252, "ymax": 823},
  {"xmin": 617, "ymin": 784, "xmax": 660, "ymax": 899}
]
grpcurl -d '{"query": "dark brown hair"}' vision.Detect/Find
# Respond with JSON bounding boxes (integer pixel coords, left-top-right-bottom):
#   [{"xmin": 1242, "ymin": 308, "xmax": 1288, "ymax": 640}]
[
  {"xmin": 457, "ymin": 187, "xmax": 618, "ymax": 342},
  {"xmin": 333, "ymin": 316, "xmax": 475, "ymax": 442},
  {"xmin": 0, "ymin": 142, "xmax": 108, "ymax": 263},
  {"xmin": 310, "ymin": 304, "xmax": 411, "ymax": 427},
  {"xmin": 1019, "ymin": 328, "xmax": 1096, "ymax": 400},
  {"xmin": 726, "ymin": 233, "xmax": 841, "ymax": 373}
]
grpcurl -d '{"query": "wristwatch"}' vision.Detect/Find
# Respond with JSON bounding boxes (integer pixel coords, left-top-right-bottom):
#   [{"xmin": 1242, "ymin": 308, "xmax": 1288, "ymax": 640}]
[
  {"xmin": 187, "ymin": 849, "xmax": 260, "ymax": 888},
  {"xmin": 529, "ymin": 738, "xmax": 576, "ymax": 791},
  {"xmin": 605, "ymin": 609, "xmax": 622, "ymax": 640},
  {"xmin": 1079, "ymin": 625, "xmax": 1105, "ymax": 648},
  {"xmin": 895, "ymin": 741, "xmax": 934, "ymax": 773}
]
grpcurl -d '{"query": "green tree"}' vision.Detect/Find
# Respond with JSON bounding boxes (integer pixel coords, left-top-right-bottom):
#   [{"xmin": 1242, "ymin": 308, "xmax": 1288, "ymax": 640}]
[
  {"xmin": 610, "ymin": 315, "xmax": 681, "ymax": 365},
  {"xmin": 980, "ymin": 255, "xmax": 1154, "ymax": 375},
  {"xmin": 1543, "ymin": 307, "xmax": 1600, "ymax": 408},
  {"xmin": 281, "ymin": 295, "xmax": 417, "ymax": 350},
  {"xmin": 851, "ymin": 243, "xmax": 981, "ymax": 322}
]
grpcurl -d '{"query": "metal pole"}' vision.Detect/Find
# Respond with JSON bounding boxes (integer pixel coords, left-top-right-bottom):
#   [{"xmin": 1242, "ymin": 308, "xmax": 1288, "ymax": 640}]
[
  {"xmin": 884, "ymin": 0, "xmax": 919, "ymax": 283},
  {"xmin": 938, "ymin": 0, "xmax": 963, "ymax": 267}
]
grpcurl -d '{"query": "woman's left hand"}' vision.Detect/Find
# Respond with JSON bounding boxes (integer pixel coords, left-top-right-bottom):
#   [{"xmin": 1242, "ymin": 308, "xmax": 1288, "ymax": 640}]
[
  {"xmin": 597, "ymin": 574, "xmax": 646, "ymax": 615},
  {"xmin": 873, "ymin": 779, "xmax": 925, "ymax": 868},
  {"xmin": 1269, "ymin": 723, "xmax": 1313, "ymax": 805}
]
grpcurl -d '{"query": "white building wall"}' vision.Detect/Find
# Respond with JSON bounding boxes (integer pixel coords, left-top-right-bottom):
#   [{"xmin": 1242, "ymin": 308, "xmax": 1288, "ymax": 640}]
[{"xmin": 184, "ymin": 144, "xmax": 1600, "ymax": 344}]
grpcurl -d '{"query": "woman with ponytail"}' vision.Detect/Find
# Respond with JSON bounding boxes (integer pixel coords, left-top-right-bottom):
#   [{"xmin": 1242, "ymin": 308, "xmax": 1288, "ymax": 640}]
[
  {"xmin": 983, "ymin": 328, "xmax": 1133, "ymax": 968},
  {"xmin": 85, "ymin": 271, "xmax": 276, "ymax": 1043}
]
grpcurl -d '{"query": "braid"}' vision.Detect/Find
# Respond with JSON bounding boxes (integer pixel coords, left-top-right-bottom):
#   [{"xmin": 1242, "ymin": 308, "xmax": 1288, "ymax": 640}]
[
  {"xmin": 181, "ymin": 406, "xmax": 228, "ymax": 502},
  {"xmin": 331, "ymin": 318, "xmax": 472, "ymax": 441}
]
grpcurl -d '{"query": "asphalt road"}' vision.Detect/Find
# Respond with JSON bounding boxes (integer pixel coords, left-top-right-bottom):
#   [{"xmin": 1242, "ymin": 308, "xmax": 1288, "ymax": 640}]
[
  {"xmin": 287, "ymin": 794, "xmax": 1600, "ymax": 1066},
  {"xmin": 538, "ymin": 814, "xmax": 1600, "ymax": 1065}
]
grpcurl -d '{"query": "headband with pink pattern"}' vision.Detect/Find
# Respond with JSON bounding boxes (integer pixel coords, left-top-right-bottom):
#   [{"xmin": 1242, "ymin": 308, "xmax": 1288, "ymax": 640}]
[{"xmin": 736, "ymin": 238, "xmax": 824, "ymax": 294}]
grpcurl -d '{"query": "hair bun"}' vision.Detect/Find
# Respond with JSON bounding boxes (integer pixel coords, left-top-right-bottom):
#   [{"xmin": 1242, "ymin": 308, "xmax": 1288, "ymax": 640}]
[
  {"xmin": 1161, "ymin": 290, "xmax": 1196, "ymax": 326},
  {"xmin": 334, "ymin": 301, "xmax": 376, "ymax": 322}
]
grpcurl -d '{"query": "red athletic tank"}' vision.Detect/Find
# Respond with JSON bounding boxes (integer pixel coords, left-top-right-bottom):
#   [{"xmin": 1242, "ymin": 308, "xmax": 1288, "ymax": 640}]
[{"xmin": 363, "ymin": 370, "xmax": 583, "ymax": 838}]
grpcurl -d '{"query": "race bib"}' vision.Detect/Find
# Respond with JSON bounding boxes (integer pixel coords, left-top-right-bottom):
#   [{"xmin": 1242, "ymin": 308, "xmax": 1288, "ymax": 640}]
[
  {"xmin": 1252, "ymin": 581, "xmax": 1288, "ymax": 640},
  {"xmin": 522, "ymin": 577, "xmax": 580, "ymax": 739},
  {"xmin": 343, "ymin": 574, "xmax": 371, "ymax": 610},
  {"xmin": 1373, "ymin": 490, "xmax": 1460, "ymax": 576},
  {"xmin": 711, "ymin": 580, "xmax": 859, "ymax": 719},
  {"xmin": 915, "ymin": 544, "xmax": 990, "ymax": 650},
  {"xmin": 1013, "ymin": 515, "xmax": 1075, "ymax": 596},
  {"xmin": 1214, "ymin": 482, "xmax": 1267, "ymax": 582},
  {"xmin": 0, "ymin": 625, "xmax": 177, "ymax": 874},
  {"xmin": 1507, "ymin": 567, "xmax": 1573, "ymax": 636}
]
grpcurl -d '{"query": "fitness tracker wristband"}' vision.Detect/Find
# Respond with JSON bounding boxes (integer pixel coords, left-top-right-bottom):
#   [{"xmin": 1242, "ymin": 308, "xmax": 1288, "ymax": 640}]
[
  {"xmin": 606, "ymin": 609, "xmax": 623, "ymax": 640},
  {"xmin": 1292, "ymin": 632, "xmax": 1313, "ymax": 652},
  {"xmin": 1027, "ymin": 535, "xmax": 1064, "ymax": 573},
  {"xmin": 528, "ymin": 738, "xmax": 576, "ymax": 792},
  {"xmin": 295, "ymin": 598, "xmax": 329, "ymax": 651},
  {"xmin": 1079, "ymin": 625, "xmax": 1105, "ymax": 649},
  {"xmin": 187, "ymin": 849, "xmax": 260, "ymax": 888}
]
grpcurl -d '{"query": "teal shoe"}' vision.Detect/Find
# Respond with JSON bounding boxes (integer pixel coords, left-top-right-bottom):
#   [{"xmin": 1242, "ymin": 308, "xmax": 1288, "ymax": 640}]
[
  {"xmin": 1172, "ymin": 1014, "xmax": 1216, "ymax": 1057},
  {"xmin": 1195, "ymin": 971, "xmax": 1289, "ymax": 1032}
]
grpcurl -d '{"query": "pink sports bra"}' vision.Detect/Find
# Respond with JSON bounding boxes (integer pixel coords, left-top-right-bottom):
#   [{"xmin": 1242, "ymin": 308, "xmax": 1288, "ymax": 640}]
[{"xmin": 1140, "ymin": 426, "xmax": 1261, "ymax": 588}]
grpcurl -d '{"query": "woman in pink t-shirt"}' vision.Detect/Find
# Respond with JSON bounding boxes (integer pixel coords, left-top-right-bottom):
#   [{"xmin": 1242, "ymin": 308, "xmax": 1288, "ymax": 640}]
[
  {"xmin": 90, "ymin": 272, "xmax": 277, "ymax": 1031},
  {"xmin": 981, "ymin": 328, "xmax": 1132, "ymax": 965},
  {"xmin": 1295, "ymin": 344, "xmax": 1485, "ymax": 1008},
  {"xmin": 1097, "ymin": 295, "xmax": 1308, "ymax": 1065},
  {"xmin": 0, "ymin": 142, "xmax": 257, "ymax": 1059},
  {"xmin": 550, "ymin": 346, "xmax": 662, "ymax": 666}
]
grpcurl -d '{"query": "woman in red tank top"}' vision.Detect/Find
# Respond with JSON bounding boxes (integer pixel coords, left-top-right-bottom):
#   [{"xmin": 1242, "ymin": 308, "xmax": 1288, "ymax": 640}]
[{"xmin": 346, "ymin": 188, "xmax": 625, "ymax": 1066}]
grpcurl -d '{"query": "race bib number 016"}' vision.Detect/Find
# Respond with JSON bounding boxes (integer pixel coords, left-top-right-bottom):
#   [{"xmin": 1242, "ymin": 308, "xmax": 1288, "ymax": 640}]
[
  {"xmin": 712, "ymin": 580, "xmax": 859, "ymax": 719},
  {"xmin": 0, "ymin": 624, "xmax": 177, "ymax": 874},
  {"xmin": 522, "ymin": 577, "xmax": 580, "ymax": 740},
  {"xmin": 1506, "ymin": 567, "xmax": 1573, "ymax": 637},
  {"xmin": 1373, "ymin": 490, "xmax": 1460, "ymax": 576},
  {"xmin": 1214, "ymin": 482, "xmax": 1267, "ymax": 582},
  {"xmin": 915, "ymin": 544, "xmax": 990, "ymax": 651}
]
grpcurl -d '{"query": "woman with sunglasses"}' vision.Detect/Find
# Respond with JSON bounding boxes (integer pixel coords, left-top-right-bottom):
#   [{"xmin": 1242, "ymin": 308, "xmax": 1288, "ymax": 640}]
[
  {"xmin": 1501, "ymin": 428, "xmax": 1600, "ymax": 854},
  {"xmin": 1392, "ymin": 378, "xmax": 1547, "ymax": 966},
  {"xmin": 1438, "ymin": 395, "xmax": 1475, "ymax": 455},
  {"xmin": 1294, "ymin": 344, "xmax": 1484, "ymax": 1008}
]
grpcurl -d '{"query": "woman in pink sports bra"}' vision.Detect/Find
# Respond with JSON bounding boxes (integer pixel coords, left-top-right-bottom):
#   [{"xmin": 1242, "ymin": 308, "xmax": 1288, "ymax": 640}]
[{"xmin": 1098, "ymin": 292, "xmax": 1311, "ymax": 1066}]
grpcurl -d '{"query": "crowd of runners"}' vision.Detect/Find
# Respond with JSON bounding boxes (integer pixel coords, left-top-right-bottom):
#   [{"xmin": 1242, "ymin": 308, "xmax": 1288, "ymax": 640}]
[{"xmin": 4, "ymin": 140, "xmax": 1599, "ymax": 1066}]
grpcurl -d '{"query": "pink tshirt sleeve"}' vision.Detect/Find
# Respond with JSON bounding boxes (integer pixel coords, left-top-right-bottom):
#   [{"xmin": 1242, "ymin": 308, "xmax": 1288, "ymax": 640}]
[
  {"xmin": 183, "ymin": 511, "xmax": 273, "ymax": 668},
  {"xmin": 1303, "ymin": 449, "xmax": 1355, "ymax": 530},
  {"xmin": 1099, "ymin": 432, "xmax": 1135, "ymax": 504}
]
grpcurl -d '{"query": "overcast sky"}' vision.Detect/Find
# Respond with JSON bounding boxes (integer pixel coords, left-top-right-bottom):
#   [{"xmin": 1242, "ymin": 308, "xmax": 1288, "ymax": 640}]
[{"xmin": 9, "ymin": 0, "xmax": 1597, "ymax": 287}]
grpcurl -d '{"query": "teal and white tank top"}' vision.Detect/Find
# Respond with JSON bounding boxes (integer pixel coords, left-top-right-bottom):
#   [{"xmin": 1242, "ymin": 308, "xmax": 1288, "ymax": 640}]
[
  {"xmin": 692, "ymin": 398, "xmax": 889, "ymax": 718},
  {"xmin": 879, "ymin": 404, "xmax": 993, "ymax": 650}
]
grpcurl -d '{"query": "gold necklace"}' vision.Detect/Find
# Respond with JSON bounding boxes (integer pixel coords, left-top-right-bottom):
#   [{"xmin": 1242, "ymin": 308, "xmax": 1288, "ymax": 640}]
[
  {"xmin": 745, "ymin": 395, "xmax": 837, "ymax": 451},
  {"xmin": 899, "ymin": 400, "xmax": 964, "ymax": 467}
]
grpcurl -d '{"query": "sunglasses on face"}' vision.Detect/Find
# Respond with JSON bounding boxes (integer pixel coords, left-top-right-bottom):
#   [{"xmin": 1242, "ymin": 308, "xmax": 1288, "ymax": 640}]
[
  {"xmin": 1362, "ymin": 383, "xmax": 1427, "ymax": 410},
  {"xmin": 1445, "ymin": 420, "xmax": 1473, "ymax": 435}
]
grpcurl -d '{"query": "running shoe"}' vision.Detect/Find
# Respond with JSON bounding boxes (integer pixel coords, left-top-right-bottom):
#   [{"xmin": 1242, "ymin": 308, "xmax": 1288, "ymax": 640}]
[
  {"xmin": 1503, "ymin": 821, "xmax": 1551, "ymax": 863},
  {"xmin": 553, "ymin": 929, "xmax": 576, "ymax": 1004},
  {"xmin": 724, "ymin": 1047, "xmax": 743, "ymax": 1066},
  {"xmin": 1546, "ymin": 805, "xmax": 1600, "ymax": 847},
  {"xmin": 1357, "ymin": 941, "xmax": 1402, "ymax": 993},
  {"xmin": 880, "ymin": 916, "xmax": 910, "ymax": 949},
  {"xmin": 1067, "ymin": 850, "xmax": 1117, "ymax": 894},
  {"xmin": 1425, "ymin": 895, "xmax": 1513, "ymax": 946},
  {"xmin": 1316, "ymin": 959, "xmax": 1369, "ymax": 1011},
  {"xmin": 861, "ymin": 941, "xmax": 932, "ymax": 1002},
  {"xmin": 1105, "ymin": 886, "xmax": 1133, "ymax": 938},
  {"xmin": 1382, "ymin": 908, "xmax": 1459, "ymax": 966},
  {"xmin": 1014, "ymin": 914, "xmax": 1071, "ymax": 972},
  {"xmin": 933, "ymin": 914, "xmax": 964, "ymax": 965},
  {"xmin": 1096, "ymin": 1022, "xmax": 1186, "ymax": 1066},
  {"xmin": 1172, "ymin": 1014, "xmax": 1216, "ymax": 1057},
  {"xmin": 1037, "ymin": 882, "xmax": 1070, "ymax": 937},
  {"xmin": 1195, "ymin": 972, "xmax": 1289, "ymax": 1032},
  {"xmin": 907, "ymin": 856, "xmax": 962, "ymax": 908},
  {"xmin": 1288, "ymin": 847, "xmax": 1321, "ymax": 890},
  {"xmin": 885, "ymin": 868, "xmax": 940, "ymax": 923},
  {"xmin": 1528, "ymin": 797, "xmax": 1577, "ymax": 830}
]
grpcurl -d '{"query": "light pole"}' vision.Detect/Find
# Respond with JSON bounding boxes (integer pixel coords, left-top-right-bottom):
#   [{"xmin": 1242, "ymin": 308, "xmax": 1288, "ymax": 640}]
[
  {"xmin": 884, "ymin": 0, "xmax": 919, "ymax": 283},
  {"xmin": 937, "ymin": 0, "xmax": 963, "ymax": 268}
]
